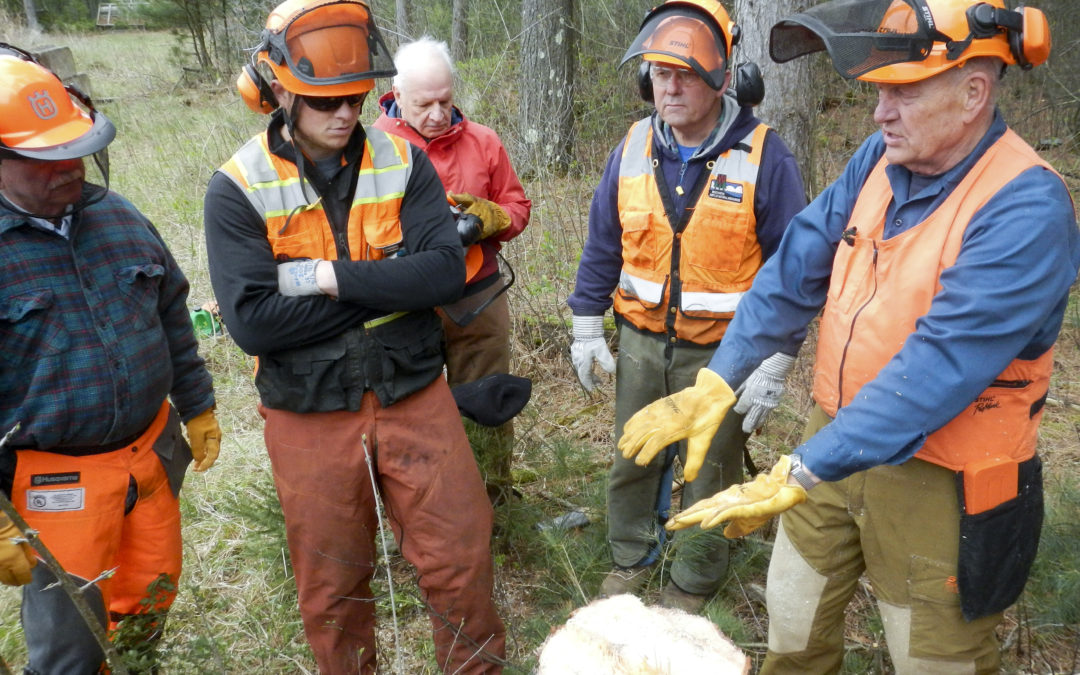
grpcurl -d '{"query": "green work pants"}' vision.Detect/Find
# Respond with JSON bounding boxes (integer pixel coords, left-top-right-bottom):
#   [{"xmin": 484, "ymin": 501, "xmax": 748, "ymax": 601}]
[{"xmin": 608, "ymin": 325, "xmax": 748, "ymax": 594}]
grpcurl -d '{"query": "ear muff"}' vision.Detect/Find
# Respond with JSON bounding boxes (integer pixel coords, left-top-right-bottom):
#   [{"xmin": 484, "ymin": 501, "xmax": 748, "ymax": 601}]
[
  {"xmin": 733, "ymin": 61, "xmax": 764, "ymax": 107},
  {"xmin": 965, "ymin": 2, "xmax": 1050, "ymax": 71},
  {"xmin": 237, "ymin": 62, "xmax": 278, "ymax": 114},
  {"xmin": 638, "ymin": 61, "xmax": 654, "ymax": 103}
]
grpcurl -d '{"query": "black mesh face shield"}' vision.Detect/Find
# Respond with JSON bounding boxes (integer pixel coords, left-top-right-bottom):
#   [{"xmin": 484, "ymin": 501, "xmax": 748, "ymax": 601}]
[{"xmin": 769, "ymin": 0, "xmax": 953, "ymax": 79}]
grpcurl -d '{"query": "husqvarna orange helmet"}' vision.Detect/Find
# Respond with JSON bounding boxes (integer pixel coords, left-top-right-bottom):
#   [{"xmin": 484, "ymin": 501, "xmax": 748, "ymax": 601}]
[
  {"xmin": 0, "ymin": 49, "xmax": 115, "ymax": 161},
  {"xmin": 254, "ymin": 0, "xmax": 395, "ymax": 98},
  {"xmin": 769, "ymin": 0, "xmax": 1050, "ymax": 84},
  {"xmin": 622, "ymin": 0, "xmax": 740, "ymax": 90}
]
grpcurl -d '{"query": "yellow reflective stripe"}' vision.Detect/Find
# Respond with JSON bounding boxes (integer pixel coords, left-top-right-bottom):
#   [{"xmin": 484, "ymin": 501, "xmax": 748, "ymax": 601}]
[{"xmin": 364, "ymin": 311, "xmax": 407, "ymax": 329}]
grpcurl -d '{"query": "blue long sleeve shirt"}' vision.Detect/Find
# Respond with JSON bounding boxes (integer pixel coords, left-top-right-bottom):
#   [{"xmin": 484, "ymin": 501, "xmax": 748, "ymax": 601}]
[
  {"xmin": 568, "ymin": 94, "xmax": 807, "ymax": 317},
  {"xmin": 707, "ymin": 111, "xmax": 1080, "ymax": 481}
]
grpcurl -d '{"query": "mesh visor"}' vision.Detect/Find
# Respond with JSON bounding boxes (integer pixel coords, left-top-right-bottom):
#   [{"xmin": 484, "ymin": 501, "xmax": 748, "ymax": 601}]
[
  {"xmin": 621, "ymin": 9, "xmax": 728, "ymax": 90},
  {"xmin": 769, "ymin": 0, "xmax": 945, "ymax": 79},
  {"xmin": 268, "ymin": 0, "xmax": 394, "ymax": 86}
]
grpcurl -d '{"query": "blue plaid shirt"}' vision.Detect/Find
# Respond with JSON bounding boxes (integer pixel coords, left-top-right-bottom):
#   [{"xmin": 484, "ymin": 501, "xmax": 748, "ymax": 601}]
[{"xmin": 0, "ymin": 187, "xmax": 214, "ymax": 450}]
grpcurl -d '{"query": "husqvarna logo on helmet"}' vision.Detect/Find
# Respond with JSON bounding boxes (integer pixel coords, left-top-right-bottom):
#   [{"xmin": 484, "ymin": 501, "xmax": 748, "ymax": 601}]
[{"xmin": 28, "ymin": 90, "xmax": 58, "ymax": 120}]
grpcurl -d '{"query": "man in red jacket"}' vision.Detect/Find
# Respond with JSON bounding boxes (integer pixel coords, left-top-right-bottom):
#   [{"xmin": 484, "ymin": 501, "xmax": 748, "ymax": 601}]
[{"xmin": 373, "ymin": 37, "xmax": 531, "ymax": 503}]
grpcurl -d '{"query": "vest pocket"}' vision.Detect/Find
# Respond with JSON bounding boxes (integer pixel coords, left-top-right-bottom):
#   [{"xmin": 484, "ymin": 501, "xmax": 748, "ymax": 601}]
[
  {"xmin": 620, "ymin": 209, "xmax": 659, "ymax": 269},
  {"xmin": 256, "ymin": 335, "xmax": 351, "ymax": 413},
  {"xmin": 682, "ymin": 208, "xmax": 752, "ymax": 275},
  {"xmin": 371, "ymin": 311, "xmax": 445, "ymax": 406}
]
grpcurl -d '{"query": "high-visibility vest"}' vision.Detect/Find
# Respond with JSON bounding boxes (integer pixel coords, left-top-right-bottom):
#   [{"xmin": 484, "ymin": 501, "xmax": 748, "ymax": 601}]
[
  {"xmin": 220, "ymin": 128, "xmax": 412, "ymax": 262},
  {"xmin": 219, "ymin": 127, "xmax": 447, "ymax": 412},
  {"xmin": 612, "ymin": 118, "xmax": 768, "ymax": 346},
  {"xmin": 813, "ymin": 129, "xmax": 1060, "ymax": 470}
]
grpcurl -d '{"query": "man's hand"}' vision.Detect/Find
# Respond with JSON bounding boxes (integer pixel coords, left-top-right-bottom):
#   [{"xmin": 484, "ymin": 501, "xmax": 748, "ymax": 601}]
[
  {"xmin": 0, "ymin": 513, "xmax": 35, "ymax": 586},
  {"xmin": 617, "ymin": 368, "xmax": 735, "ymax": 482},
  {"xmin": 278, "ymin": 259, "xmax": 323, "ymax": 296},
  {"xmin": 450, "ymin": 192, "xmax": 511, "ymax": 239},
  {"xmin": 666, "ymin": 455, "xmax": 807, "ymax": 537},
  {"xmin": 185, "ymin": 408, "xmax": 221, "ymax": 472},
  {"xmin": 570, "ymin": 315, "xmax": 616, "ymax": 392},
  {"xmin": 733, "ymin": 353, "xmax": 796, "ymax": 433}
]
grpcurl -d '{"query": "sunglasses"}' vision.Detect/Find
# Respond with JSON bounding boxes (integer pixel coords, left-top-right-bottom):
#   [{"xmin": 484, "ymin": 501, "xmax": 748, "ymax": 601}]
[{"xmin": 300, "ymin": 94, "xmax": 365, "ymax": 112}]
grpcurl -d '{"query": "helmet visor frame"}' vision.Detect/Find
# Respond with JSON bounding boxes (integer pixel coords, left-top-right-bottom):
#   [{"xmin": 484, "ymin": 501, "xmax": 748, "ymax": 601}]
[
  {"xmin": 768, "ymin": 0, "xmax": 960, "ymax": 80},
  {"xmin": 260, "ymin": 0, "xmax": 395, "ymax": 93},
  {"xmin": 621, "ymin": 7, "xmax": 729, "ymax": 90}
]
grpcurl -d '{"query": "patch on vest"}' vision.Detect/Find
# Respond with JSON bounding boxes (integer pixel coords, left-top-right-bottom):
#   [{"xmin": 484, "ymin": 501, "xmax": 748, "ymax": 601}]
[
  {"xmin": 30, "ymin": 472, "xmax": 80, "ymax": 487},
  {"xmin": 708, "ymin": 175, "xmax": 744, "ymax": 203},
  {"xmin": 25, "ymin": 488, "xmax": 85, "ymax": 512}
]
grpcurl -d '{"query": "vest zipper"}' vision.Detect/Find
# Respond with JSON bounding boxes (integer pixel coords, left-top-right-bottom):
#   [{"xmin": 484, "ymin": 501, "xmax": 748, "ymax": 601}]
[{"xmin": 836, "ymin": 240, "xmax": 879, "ymax": 410}]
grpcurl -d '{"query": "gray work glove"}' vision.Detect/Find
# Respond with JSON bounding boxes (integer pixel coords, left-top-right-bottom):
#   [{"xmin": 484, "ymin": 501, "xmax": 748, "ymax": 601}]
[
  {"xmin": 570, "ymin": 315, "xmax": 616, "ymax": 392},
  {"xmin": 733, "ymin": 352, "xmax": 796, "ymax": 433},
  {"xmin": 277, "ymin": 259, "xmax": 323, "ymax": 296}
]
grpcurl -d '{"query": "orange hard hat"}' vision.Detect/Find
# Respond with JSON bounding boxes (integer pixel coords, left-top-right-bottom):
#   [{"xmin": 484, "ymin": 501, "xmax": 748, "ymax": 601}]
[
  {"xmin": 622, "ymin": 0, "xmax": 739, "ymax": 90},
  {"xmin": 0, "ymin": 50, "xmax": 115, "ymax": 160},
  {"xmin": 770, "ymin": 0, "xmax": 1050, "ymax": 83},
  {"xmin": 254, "ymin": 0, "xmax": 395, "ymax": 98}
]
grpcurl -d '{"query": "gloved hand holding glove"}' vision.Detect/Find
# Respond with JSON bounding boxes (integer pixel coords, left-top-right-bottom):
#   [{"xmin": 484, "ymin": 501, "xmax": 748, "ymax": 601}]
[
  {"xmin": 617, "ymin": 368, "xmax": 735, "ymax": 482},
  {"xmin": 0, "ymin": 512, "xmax": 35, "ymax": 586},
  {"xmin": 666, "ymin": 455, "xmax": 808, "ymax": 537},
  {"xmin": 570, "ymin": 315, "xmax": 616, "ymax": 392},
  {"xmin": 733, "ymin": 352, "xmax": 796, "ymax": 433},
  {"xmin": 185, "ymin": 407, "xmax": 221, "ymax": 472},
  {"xmin": 450, "ymin": 192, "xmax": 511, "ymax": 239}
]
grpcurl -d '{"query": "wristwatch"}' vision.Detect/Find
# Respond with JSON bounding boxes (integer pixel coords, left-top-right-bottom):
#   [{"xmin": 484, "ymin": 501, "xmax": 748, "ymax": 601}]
[{"xmin": 788, "ymin": 454, "xmax": 818, "ymax": 491}]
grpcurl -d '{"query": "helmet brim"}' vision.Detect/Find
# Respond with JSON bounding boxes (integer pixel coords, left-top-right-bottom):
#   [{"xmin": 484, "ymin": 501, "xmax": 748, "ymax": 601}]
[{"xmin": 1, "ymin": 109, "xmax": 115, "ymax": 161}]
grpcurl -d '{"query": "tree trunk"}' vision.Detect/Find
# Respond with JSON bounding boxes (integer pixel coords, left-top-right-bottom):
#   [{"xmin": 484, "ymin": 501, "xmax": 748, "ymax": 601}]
[
  {"xmin": 518, "ymin": 0, "xmax": 577, "ymax": 175},
  {"xmin": 733, "ymin": 0, "xmax": 813, "ymax": 194},
  {"xmin": 394, "ymin": 0, "xmax": 411, "ymax": 47},
  {"xmin": 451, "ymin": 0, "xmax": 468, "ymax": 62},
  {"xmin": 23, "ymin": 0, "xmax": 40, "ymax": 31}
]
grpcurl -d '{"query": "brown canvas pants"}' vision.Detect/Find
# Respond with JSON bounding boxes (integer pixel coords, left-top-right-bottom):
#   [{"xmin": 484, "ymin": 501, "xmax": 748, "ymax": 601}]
[{"xmin": 261, "ymin": 378, "xmax": 505, "ymax": 674}]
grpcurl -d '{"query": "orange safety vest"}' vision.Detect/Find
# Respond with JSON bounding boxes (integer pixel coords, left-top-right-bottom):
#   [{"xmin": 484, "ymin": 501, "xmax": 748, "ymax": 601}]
[
  {"xmin": 220, "ymin": 128, "xmax": 412, "ymax": 262},
  {"xmin": 612, "ymin": 118, "xmax": 769, "ymax": 346},
  {"xmin": 813, "ymin": 129, "xmax": 1059, "ymax": 470}
]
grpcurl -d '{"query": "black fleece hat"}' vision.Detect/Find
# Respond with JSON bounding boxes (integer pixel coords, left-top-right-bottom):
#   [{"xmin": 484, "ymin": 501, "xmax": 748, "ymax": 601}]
[{"xmin": 451, "ymin": 373, "xmax": 533, "ymax": 427}]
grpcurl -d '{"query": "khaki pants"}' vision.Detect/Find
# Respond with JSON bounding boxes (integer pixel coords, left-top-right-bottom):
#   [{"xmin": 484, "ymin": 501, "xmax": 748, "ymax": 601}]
[
  {"xmin": 762, "ymin": 405, "xmax": 1002, "ymax": 674},
  {"xmin": 442, "ymin": 291, "xmax": 514, "ymax": 491},
  {"xmin": 261, "ymin": 378, "xmax": 505, "ymax": 674},
  {"xmin": 608, "ymin": 326, "xmax": 748, "ymax": 594}
]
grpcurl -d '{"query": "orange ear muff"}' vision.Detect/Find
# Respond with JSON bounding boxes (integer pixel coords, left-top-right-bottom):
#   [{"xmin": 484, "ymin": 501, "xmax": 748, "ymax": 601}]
[
  {"xmin": 1014, "ymin": 5, "xmax": 1050, "ymax": 70},
  {"xmin": 237, "ymin": 63, "xmax": 277, "ymax": 114}
]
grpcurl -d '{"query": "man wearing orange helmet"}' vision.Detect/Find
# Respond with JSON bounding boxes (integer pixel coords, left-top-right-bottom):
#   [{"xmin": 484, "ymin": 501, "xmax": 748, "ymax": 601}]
[
  {"xmin": 618, "ymin": 0, "xmax": 1078, "ymax": 671},
  {"xmin": 373, "ymin": 37, "xmax": 532, "ymax": 504},
  {"xmin": 567, "ymin": 0, "xmax": 806, "ymax": 613},
  {"xmin": 203, "ymin": 1, "xmax": 505, "ymax": 673},
  {"xmin": 0, "ymin": 44, "xmax": 220, "ymax": 672}
]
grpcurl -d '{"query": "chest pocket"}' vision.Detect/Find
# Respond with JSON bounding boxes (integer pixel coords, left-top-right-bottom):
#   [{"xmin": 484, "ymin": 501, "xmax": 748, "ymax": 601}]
[
  {"xmin": 0, "ymin": 289, "xmax": 70, "ymax": 366},
  {"xmin": 115, "ymin": 263, "xmax": 164, "ymax": 331}
]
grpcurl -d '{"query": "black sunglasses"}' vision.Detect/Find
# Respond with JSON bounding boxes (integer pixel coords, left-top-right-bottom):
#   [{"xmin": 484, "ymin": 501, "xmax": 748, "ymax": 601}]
[{"xmin": 300, "ymin": 94, "xmax": 365, "ymax": 112}]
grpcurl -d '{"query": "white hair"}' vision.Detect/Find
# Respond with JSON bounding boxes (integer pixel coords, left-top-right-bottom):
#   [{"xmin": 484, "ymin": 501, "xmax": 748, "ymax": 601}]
[{"xmin": 392, "ymin": 36, "xmax": 455, "ymax": 91}]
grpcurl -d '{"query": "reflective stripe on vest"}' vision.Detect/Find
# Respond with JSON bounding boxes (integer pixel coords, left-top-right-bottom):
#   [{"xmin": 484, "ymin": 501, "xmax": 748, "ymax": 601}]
[
  {"xmin": 812, "ymin": 129, "xmax": 1060, "ymax": 470},
  {"xmin": 220, "ymin": 128, "xmax": 412, "ymax": 262},
  {"xmin": 612, "ymin": 118, "xmax": 767, "ymax": 345}
]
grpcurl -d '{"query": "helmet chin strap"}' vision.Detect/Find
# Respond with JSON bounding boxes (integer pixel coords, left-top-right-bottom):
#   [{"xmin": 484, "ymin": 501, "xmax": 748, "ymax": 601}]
[{"xmin": 275, "ymin": 95, "xmax": 322, "ymax": 235}]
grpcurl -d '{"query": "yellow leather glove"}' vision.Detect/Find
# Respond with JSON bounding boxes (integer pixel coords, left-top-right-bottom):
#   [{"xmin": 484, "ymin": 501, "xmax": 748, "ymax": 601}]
[
  {"xmin": 666, "ymin": 455, "xmax": 807, "ymax": 538},
  {"xmin": 450, "ymin": 192, "xmax": 511, "ymax": 239},
  {"xmin": 617, "ymin": 368, "xmax": 736, "ymax": 482},
  {"xmin": 0, "ymin": 513, "xmax": 36, "ymax": 586},
  {"xmin": 185, "ymin": 407, "xmax": 221, "ymax": 472}
]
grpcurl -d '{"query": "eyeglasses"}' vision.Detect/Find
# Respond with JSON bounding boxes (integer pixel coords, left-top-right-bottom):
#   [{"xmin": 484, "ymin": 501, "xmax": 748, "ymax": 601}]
[
  {"xmin": 649, "ymin": 66, "xmax": 704, "ymax": 88},
  {"xmin": 300, "ymin": 94, "xmax": 366, "ymax": 112}
]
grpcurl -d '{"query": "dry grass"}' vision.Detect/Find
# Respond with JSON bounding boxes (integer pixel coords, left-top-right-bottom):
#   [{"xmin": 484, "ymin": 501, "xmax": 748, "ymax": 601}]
[{"xmin": 0, "ymin": 17, "xmax": 1077, "ymax": 675}]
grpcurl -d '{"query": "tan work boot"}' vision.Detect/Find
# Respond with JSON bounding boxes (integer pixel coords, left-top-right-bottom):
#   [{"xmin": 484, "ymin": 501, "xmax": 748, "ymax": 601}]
[
  {"xmin": 598, "ymin": 565, "xmax": 651, "ymax": 598},
  {"xmin": 659, "ymin": 581, "xmax": 709, "ymax": 614}
]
